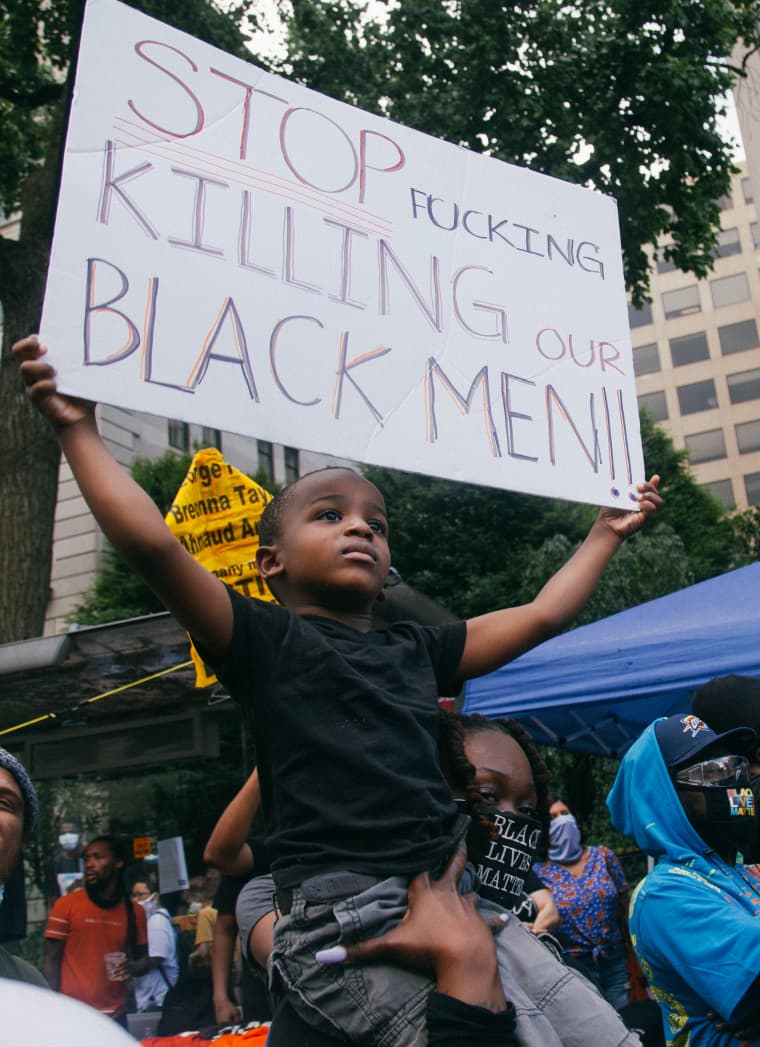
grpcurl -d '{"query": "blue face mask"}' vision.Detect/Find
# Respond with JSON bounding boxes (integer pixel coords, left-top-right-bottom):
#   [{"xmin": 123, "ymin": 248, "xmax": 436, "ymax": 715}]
[
  {"xmin": 0, "ymin": 882, "xmax": 5, "ymax": 907},
  {"xmin": 548, "ymin": 813, "xmax": 583, "ymax": 862}
]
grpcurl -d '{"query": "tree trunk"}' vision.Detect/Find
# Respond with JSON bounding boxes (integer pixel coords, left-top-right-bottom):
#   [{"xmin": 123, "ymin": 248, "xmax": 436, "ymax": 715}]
[{"xmin": 0, "ymin": 92, "xmax": 73, "ymax": 643}]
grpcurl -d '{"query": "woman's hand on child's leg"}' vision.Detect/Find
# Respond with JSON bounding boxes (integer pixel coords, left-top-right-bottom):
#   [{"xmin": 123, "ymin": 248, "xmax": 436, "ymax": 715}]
[{"xmin": 315, "ymin": 843, "xmax": 508, "ymax": 1013}]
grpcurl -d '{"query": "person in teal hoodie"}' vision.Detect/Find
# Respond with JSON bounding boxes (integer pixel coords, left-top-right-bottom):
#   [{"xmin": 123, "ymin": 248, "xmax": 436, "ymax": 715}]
[{"xmin": 607, "ymin": 713, "xmax": 760, "ymax": 1047}]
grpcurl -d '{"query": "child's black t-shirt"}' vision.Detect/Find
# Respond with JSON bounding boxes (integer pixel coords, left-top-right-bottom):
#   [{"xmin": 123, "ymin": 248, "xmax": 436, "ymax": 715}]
[{"xmin": 205, "ymin": 587, "xmax": 467, "ymax": 889}]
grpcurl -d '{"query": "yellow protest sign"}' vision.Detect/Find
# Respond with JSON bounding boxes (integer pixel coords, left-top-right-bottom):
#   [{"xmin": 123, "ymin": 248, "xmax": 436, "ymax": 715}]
[{"xmin": 165, "ymin": 448, "xmax": 276, "ymax": 686}]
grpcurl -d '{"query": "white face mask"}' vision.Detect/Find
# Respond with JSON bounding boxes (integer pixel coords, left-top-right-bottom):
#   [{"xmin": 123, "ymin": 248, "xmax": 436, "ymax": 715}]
[
  {"xmin": 59, "ymin": 833, "xmax": 80, "ymax": 850},
  {"xmin": 138, "ymin": 894, "xmax": 159, "ymax": 918}
]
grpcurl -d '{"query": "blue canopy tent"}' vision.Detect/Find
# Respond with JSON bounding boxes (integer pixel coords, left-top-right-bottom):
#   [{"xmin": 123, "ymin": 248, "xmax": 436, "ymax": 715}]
[{"xmin": 463, "ymin": 562, "xmax": 760, "ymax": 758}]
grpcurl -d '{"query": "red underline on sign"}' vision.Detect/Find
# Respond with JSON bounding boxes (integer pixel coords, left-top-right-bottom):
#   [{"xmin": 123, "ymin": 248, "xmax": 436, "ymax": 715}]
[{"xmin": 112, "ymin": 117, "xmax": 394, "ymax": 238}]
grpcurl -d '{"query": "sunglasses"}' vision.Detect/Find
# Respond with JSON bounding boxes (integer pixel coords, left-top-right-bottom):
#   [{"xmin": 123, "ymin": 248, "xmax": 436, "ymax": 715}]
[{"xmin": 674, "ymin": 754, "xmax": 750, "ymax": 789}]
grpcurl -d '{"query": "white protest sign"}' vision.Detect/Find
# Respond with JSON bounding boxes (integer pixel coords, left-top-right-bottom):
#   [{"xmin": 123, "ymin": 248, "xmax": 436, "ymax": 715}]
[
  {"xmin": 41, "ymin": 0, "xmax": 644, "ymax": 508},
  {"xmin": 157, "ymin": 836, "xmax": 189, "ymax": 895}
]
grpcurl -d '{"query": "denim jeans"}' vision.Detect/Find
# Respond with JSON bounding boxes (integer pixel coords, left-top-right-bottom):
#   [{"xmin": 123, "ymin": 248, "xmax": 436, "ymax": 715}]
[
  {"xmin": 570, "ymin": 943, "xmax": 631, "ymax": 1011},
  {"xmin": 270, "ymin": 874, "xmax": 642, "ymax": 1047}
]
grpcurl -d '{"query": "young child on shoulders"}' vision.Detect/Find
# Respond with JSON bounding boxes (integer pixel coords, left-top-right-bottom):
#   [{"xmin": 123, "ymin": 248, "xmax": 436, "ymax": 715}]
[{"xmin": 15, "ymin": 334, "xmax": 660, "ymax": 1046}]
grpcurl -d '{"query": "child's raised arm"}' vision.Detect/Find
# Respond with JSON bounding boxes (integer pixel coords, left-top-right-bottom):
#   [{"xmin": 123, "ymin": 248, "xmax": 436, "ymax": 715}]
[
  {"xmin": 14, "ymin": 335, "xmax": 233, "ymax": 659},
  {"xmin": 458, "ymin": 477, "xmax": 661, "ymax": 680}
]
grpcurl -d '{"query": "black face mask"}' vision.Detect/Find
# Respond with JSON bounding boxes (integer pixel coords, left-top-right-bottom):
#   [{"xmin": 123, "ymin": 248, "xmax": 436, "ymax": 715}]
[
  {"xmin": 465, "ymin": 804, "xmax": 543, "ymax": 909},
  {"xmin": 682, "ymin": 785, "xmax": 756, "ymax": 859}
]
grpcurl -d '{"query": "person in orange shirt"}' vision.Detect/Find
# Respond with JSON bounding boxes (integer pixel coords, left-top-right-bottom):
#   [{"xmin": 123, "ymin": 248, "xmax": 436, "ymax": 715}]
[{"xmin": 44, "ymin": 835, "xmax": 149, "ymax": 1027}]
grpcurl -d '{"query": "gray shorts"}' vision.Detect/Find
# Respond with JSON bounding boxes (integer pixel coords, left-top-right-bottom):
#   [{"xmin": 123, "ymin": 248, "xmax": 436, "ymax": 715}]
[
  {"xmin": 269, "ymin": 872, "xmax": 642, "ymax": 1047},
  {"xmin": 271, "ymin": 873, "xmax": 430, "ymax": 1047},
  {"xmin": 235, "ymin": 873, "xmax": 276, "ymax": 967}
]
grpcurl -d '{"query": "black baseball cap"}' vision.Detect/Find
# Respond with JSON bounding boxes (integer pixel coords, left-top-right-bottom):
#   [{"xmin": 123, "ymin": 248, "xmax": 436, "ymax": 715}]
[{"xmin": 655, "ymin": 713, "xmax": 755, "ymax": 771}]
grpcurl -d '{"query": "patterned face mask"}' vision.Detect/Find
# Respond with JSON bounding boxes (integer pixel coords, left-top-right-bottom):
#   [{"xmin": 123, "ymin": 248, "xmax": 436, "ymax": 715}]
[
  {"xmin": 678, "ymin": 784, "xmax": 756, "ymax": 857},
  {"xmin": 466, "ymin": 803, "xmax": 543, "ymax": 909}
]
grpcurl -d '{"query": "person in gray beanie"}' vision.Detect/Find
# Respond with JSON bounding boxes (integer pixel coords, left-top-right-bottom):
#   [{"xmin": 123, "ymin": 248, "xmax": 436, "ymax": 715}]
[{"xmin": 0, "ymin": 746, "xmax": 48, "ymax": 987}]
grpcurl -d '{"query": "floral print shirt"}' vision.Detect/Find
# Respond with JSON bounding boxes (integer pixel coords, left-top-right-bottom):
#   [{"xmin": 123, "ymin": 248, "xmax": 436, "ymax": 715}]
[{"xmin": 534, "ymin": 845, "xmax": 627, "ymax": 959}]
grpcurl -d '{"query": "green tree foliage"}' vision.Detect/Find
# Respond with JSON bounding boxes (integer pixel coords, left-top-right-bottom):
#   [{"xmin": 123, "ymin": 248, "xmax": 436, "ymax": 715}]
[
  {"xmin": 366, "ymin": 408, "xmax": 737, "ymax": 623},
  {"xmin": 0, "ymin": 0, "xmax": 264, "ymax": 643},
  {"xmin": 279, "ymin": 0, "xmax": 760, "ymax": 304},
  {"xmin": 71, "ymin": 451, "xmax": 192, "ymax": 624}
]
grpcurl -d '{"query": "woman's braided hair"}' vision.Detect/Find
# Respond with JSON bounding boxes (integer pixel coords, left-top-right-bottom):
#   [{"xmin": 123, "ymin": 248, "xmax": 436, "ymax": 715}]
[{"xmin": 439, "ymin": 710, "xmax": 552, "ymax": 848}]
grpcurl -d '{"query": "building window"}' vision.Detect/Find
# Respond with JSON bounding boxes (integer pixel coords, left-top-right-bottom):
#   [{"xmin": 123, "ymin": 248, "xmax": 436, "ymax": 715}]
[
  {"xmin": 718, "ymin": 318, "xmax": 759, "ymax": 356},
  {"xmin": 669, "ymin": 331, "xmax": 710, "ymax": 367},
  {"xmin": 201, "ymin": 427, "xmax": 222, "ymax": 450},
  {"xmin": 752, "ymin": 222, "xmax": 760, "ymax": 249},
  {"xmin": 746, "ymin": 473, "xmax": 760, "ymax": 505},
  {"xmin": 717, "ymin": 193, "xmax": 733, "ymax": 211},
  {"xmin": 628, "ymin": 301, "xmax": 653, "ymax": 328},
  {"xmin": 742, "ymin": 177, "xmax": 754, "ymax": 204},
  {"xmin": 714, "ymin": 226, "xmax": 741, "ymax": 258},
  {"xmin": 736, "ymin": 419, "xmax": 760, "ymax": 454},
  {"xmin": 727, "ymin": 367, "xmax": 760, "ymax": 405},
  {"xmin": 656, "ymin": 250, "xmax": 677, "ymax": 275},
  {"xmin": 638, "ymin": 391, "xmax": 668, "ymax": 421},
  {"xmin": 702, "ymin": 478, "xmax": 735, "ymax": 508},
  {"xmin": 284, "ymin": 446, "xmax": 300, "ymax": 484},
  {"xmin": 677, "ymin": 379, "xmax": 717, "ymax": 415},
  {"xmin": 632, "ymin": 343, "xmax": 661, "ymax": 376},
  {"xmin": 684, "ymin": 429, "xmax": 726, "ymax": 464},
  {"xmin": 710, "ymin": 272, "xmax": 750, "ymax": 308},
  {"xmin": 257, "ymin": 439, "xmax": 274, "ymax": 484},
  {"xmin": 168, "ymin": 419, "xmax": 190, "ymax": 451},
  {"xmin": 662, "ymin": 285, "xmax": 700, "ymax": 320}
]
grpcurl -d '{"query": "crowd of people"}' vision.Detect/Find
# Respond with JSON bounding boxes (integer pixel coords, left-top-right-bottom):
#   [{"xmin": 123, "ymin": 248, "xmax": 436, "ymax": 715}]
[{"xmin": 1, "ymin": 334, "xmax": 759, "ymax": 1045}]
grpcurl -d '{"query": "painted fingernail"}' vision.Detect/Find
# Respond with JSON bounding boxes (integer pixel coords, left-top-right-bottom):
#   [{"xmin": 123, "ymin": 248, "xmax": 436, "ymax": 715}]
[
  {"xmin": 315, "ymin": 945, "xmax": 347, "ymax": 964},
  {"xmin": 498, "ymin": 913, "xmax": 509, "ymax": 923}
]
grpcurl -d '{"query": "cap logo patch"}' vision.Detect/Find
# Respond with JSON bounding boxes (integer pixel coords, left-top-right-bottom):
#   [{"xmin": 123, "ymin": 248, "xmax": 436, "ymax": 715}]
[
  {"xmin": 679, "ymin": 714, "xmax": 709, "ymax": 739},
  {"xmin": 728, "ymin": 789, "xmax": 755, "ymax": 817}
]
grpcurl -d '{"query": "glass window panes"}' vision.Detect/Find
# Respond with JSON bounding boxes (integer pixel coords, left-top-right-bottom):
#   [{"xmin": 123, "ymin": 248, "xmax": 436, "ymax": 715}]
[
  {"xmin": 715, "ymin": 227, "xmax": 741, "ymax": 258},
  {"xmin": 638, "ymin": 391, "xmax": 668, "ymax": 421},
  {"xmin": 284, "ymin": 446, "xmax": 299, "ymax": 484},
  {"xmin": 710, "ymin": 272, "xmax": 750, "ymax": 308},
  {"xmin": 633, "ymin": 342, "xmax": 660, "ymax": 376},
  {"xmin": 168, "ymin": 419, "xmax": 189, "ymax": 451},
  {"xmin": 736, "ymin": 419, "xmax": 760, "ymax": 454},
  {"xmin": 746, "ymin": 473, "xmax": 760, "ymax": 505},
  {"xmin": 656, "ymin": 251, "xmax": 677, "ymax": 274},
  {"xmin": 257, "ymin": 439, "xmax": 274, "ymax": 484},
  {"xmin": 742, "ymin": 177, "xmax": 754, "ymax": 204},
  {"xmin": 752, "ymin": 222, "xmax": 760, "ymax": 249},
  {"xmin": 677, "ymin": 379, "xmax": 717, "ymax": 415},
  {"xmin": 684, "ymin": 429, "xmax": 726, "ymax": 463},
  {"xmin": 727, "ymin": 367, "xmax": 760, "ymax": 405},
  {"xmin": 201, "ymin": 427, "xmax": 222, "ymax": 449},
  {"xmin": 662, "ymin": 285, "xmax": 700, "ymax": 319},
  {"xmin": 669, "ymin": 331, "xmax": 709, "ymax": 367},
  {"xmin": 702, "ymin": 479, "xmax": 735, "ymax": 507},
  {"xmin": 718, "ymin": 318, "xmax": 759, "ymax": 355},
  {"xmin": 717, "ymin": 193, "xmax": 733, "ymax": 210},
  {"xmin": 628, "ymin": 301, "xmax": 653, "ymax": 328}
]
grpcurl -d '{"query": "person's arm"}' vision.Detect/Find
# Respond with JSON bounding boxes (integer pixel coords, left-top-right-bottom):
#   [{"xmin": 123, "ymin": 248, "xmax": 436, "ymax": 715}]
[
  {"xmin": 120, "ymin": 945, "xmax": 151, "ymax": 978},
  {"xmin": 13, "ymin": 335, "xmax": 233, "ymax": 660},
  {"xmin": 42, "ymin": 938, "xmax": 64, "ymax": 991},
  {"xmin": 711, "ymin": 973, "xmax": 760, "ymax": 1040},
  {"xmin": 457, "ymin": 478, "xmax": 661, "ymax": 679},
  {"xmin": 212, "ymin": 912, "xmax": 242, "ymax": 1024},
  {"xmin": 204, "ymin": 769, "xmax": 260, "ymax": 876},
  {"xmin": 524, "ymin": 888, "xmax": 560, "ymax": 935}
]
